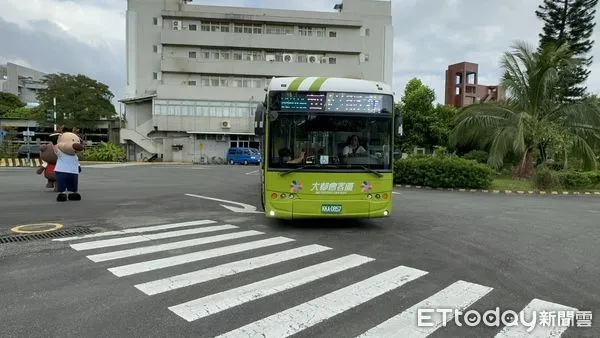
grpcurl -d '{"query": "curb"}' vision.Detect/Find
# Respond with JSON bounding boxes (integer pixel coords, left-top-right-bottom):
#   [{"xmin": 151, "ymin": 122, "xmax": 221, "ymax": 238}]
[
  {"xmin": 0, "ymin": 158, "xmax": 42, "ymax": 167},
  {"xmin": 394, "ymin": 184, "xmax": 600, "ymax": 196}
]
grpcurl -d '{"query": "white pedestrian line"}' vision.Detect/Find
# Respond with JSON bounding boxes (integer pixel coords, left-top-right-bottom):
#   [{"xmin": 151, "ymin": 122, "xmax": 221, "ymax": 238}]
[
  {"xmin": 82, "ymin": 163, "xmax": 145, "ymax": 168},
  {"xmin": 70, "ymin": 224, "xmax": 237, "ymax": 251},
  {"xmin": 494, "ymin": 299, "xmax": 578, "ymax": 338},
  {"xmin": 169, "ymin": 253, "xmax": 375, "ymax": 322},
  {"xmin": 108, "ymin": 236, "xmax": 295, "ymax": 277},
  {"xmin": 135, "ymin": 244, "xmax": 332, "ymax": 295},
  {"xmin": 54, "ymin": 219, "xmax": 217, "ymax": 242},
  {"xmin": 87, "ymin": 230, "xmax": 264, "ymax": 262},
  {"xmin": 357, "ymin": 280, "xmax": 493, "ymax": 337},
  {"xmin": 216, "ymin": 265, "xmax": 428, "ymax": 338},
  {"xmin": 57, "ymin": 217, "xmax": 583, "ymax": 338}
]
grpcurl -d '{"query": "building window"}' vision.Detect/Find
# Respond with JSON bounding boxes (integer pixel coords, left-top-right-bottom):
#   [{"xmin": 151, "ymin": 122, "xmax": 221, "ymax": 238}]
[
  {"xmin": 365, "ymin": 28, "xmax": 370, "ymax": 36},
  {"xmin": 188, "ymin": 80, "xmax": 196, "ymax": 86},
  {"xmin": 265, "ymin": 25, "xmax": 294, "ymax": 35},
  {"xmin": 153, "ymin": 72, "xmax": 158, "ymax": 80},
  {"xmin": 189, "ymin": 24, "xmax": 197, "ymax": 31},
  {"xmin": 329, "ymin": 31, "xmax": 337, "ymax": 37},
  {"xmin": 189, "ymin": 51, "xmax": 196, "ymax": 58},
  {"xmin": 329, "ymin": 57, "xmax": 337, "ymax": 64},
  {"xmin": 203, "ymin": 22, "xmax": 229, "ymax": 32},
  {"xmin": 153, "ymin": 17, "xmax": 158, "ymax": 25},
  {"xmin": 153, "ymin": 45, "xmax": 158, "ymax": 53},
  {"xmin": 297, "ymin": 55, "xmax": 307, "ymax": 63}
]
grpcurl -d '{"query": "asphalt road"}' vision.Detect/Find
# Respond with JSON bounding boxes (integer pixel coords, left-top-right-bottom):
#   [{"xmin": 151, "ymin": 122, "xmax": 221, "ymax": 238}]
[{"xmin": 0, "ymin": 163, "xmax": 598, "ymax": 337}]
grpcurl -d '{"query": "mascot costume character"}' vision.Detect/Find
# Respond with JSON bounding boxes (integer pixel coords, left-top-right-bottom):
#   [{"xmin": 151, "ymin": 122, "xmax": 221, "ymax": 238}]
[
  {"xmin": 53, "ymin": 126, "xmax": 84, "ymax": 202},
  {"xmin": 36, "ymin": 130, "xmax": 61, "ymax": 190}
]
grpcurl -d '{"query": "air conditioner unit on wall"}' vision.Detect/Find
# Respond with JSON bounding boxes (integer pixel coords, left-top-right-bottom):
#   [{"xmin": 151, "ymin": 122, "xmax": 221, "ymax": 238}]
[
  {"xmin": 172, "ymin": 20, "xmax": 181, "ymax": 30},
  {"xmin": 283, "ymin": 54, "xmax": 293, "ymax": 63},
  {"xmin": 308, "ymin": 55, "xmax": 320, "ymax": 64},
  {"xmin": 221, "ymin": 120, "xmax": 231, "ymax": 128}
]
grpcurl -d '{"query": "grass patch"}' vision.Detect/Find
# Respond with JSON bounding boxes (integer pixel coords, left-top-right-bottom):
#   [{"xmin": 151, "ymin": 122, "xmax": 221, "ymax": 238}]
[
  {"xmin": 491, "ymin": 177, "xmax": 534, "ymax": 191},
  {"xmin": 491, "ymin": 176, "xmax": 600, "ymax": 192}
]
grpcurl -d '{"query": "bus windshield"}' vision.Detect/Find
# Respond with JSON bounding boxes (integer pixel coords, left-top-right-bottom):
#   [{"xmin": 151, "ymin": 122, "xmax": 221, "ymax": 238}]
[{"xmin": 268, "ymin": 112, "xmax": 393, "ymax": 170}]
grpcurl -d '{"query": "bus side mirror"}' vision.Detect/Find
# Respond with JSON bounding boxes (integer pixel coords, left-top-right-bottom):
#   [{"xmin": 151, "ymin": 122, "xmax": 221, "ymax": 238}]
[{"xmin": 254, "ymin": 103, "xmax": 265, "ymax": 136}]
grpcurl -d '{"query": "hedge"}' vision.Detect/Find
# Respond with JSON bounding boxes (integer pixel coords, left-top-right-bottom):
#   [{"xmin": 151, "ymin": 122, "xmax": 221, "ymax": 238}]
[
  {"xmin": 79, "ymin": 142, "xmax": 126, "ymax": 162},
  {"xmin": 393, "ymin": 156, "xmax": 495, "ymax": 189},
  {"xmin": 533, "ymin": 165, "xmax": 600, "ymax": 190}
]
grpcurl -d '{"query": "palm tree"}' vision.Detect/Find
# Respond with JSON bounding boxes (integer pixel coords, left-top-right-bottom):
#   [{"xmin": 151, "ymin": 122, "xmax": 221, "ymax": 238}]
[{"xmin": 449, "ymin": 41, "xmax": 600, "ymax": 178}]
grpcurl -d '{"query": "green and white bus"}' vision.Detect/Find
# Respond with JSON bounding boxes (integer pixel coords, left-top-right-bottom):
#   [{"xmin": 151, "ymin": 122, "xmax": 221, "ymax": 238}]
[{"xmin": 254, "ymin": 76, "xmax": 402, "ymax": 219}]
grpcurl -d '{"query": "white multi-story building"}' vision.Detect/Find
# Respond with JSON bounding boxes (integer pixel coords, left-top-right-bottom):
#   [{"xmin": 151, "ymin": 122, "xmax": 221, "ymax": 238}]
[
  {"xmin": 0, "ymin": 62, "xmax": 47, "ymax": 107},
  {"xmin": 121, "ymin": 0, "xmax": 393, "ymax": 163}
]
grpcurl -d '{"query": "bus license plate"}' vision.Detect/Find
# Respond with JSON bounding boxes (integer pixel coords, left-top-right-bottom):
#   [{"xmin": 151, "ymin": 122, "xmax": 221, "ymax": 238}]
[{"xmin": 321, "ymin": 204, "xmax": 342, "ymax": 214}]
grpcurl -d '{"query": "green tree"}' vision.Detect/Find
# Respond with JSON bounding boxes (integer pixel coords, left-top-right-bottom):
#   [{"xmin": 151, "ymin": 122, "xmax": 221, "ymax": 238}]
[
  {"xmin": 449, "ymin": 41, "xmax": 600, "ymax": 179},
  {"xmin": 396, "ymin": 78, "xmax": 457, "ymax": 153},
  {"xmin": 536, "ymin": 0, "xmax": 599, "ymax": 100},
  {"xmin": 0, "ymin": 92, "xmax": 25, "ymax": 117},
  {"xmin": 35, "ymin": 73, "xmax": 117, "ymax": 129}
]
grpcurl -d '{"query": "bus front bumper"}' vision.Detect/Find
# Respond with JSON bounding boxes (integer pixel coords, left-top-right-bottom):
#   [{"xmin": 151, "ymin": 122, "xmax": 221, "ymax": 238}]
[{"xmin": 264, "ymin": 198, "xmax": 392, "ymax": 220}]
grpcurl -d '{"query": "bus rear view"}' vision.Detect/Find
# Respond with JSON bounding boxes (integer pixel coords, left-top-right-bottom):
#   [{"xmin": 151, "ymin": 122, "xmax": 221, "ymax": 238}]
[{"xmin": 255, "ymin": 77, "xmax": 402, "ymax": 220}]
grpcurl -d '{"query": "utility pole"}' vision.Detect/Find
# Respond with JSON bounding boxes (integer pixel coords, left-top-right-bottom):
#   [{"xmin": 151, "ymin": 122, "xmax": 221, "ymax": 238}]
[{"xmin": 53, "ymin": 97, "xmax": 57, "ymax": 131}]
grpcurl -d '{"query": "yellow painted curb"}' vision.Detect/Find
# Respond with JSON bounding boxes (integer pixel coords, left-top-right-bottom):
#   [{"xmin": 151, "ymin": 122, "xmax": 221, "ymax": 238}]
[{"xmin": 0, "ymin": 158, "xmax": 42, "ymax": 167}]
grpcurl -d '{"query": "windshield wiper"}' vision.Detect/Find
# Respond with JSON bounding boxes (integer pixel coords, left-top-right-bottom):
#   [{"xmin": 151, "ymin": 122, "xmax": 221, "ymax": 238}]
[
  {"xmin": 359, "ymin": 165, "xmax": 383, "ymax": 177},
  {"xmin": 279, "ymin": 166, "xmax": 307, "ymax": 176}
]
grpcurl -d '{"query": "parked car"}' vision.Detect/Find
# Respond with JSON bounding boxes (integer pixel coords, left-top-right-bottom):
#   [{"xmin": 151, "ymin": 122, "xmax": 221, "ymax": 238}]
[
  {"xmin": 226, "ymin": 147, "xmax": 261, "ymax": 165},
  {"xmin": 16, "ymin": 144, "xmax": 41, "ymax": 158}
]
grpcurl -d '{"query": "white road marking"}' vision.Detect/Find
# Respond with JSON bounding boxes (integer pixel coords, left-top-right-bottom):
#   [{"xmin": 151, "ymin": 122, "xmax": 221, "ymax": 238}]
[
  {"xmin": 135, "ymin": 244, "xmax": 332, "ymax": 295},
  {"xmin": 357, "ymin": 280, "xmax": 493, "ymax": 337},
  {"xmin": 86, "ymin": 230, "xmax": 263, "ymax": 262},
  {"xmin": 70, "ymin": 224, "xmax": 237, "ymax": 251},
  {"xmin": 494, "ymin": 298, "xmax": 578, "ymax": 338},
  {"xmin": 169, "ymin": 254, "xmax": 375, "ymax": 322},
  {"xmin": 216, "ymin": 265, "xmax": 429, "ymax": 337},
  {"xmin": 245, "ymin": 170, "xmax": 259, "ymax": 175},
  {"xmin": 108, "ymin": 236, "xmax": 295, "ymax": 277},
  {"xmin": 53, "ymin": 220, "xmax": 217, "ymax": 242},
  {"xmin": 392, "ymin": 191, "xmax": 401, "ymax": 195}
]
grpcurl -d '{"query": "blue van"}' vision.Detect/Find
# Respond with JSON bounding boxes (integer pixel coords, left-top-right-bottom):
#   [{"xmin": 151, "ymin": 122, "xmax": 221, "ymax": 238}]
[{"xmin": 226, "ymin": 147, "xmax": 261, "ymax": 165}]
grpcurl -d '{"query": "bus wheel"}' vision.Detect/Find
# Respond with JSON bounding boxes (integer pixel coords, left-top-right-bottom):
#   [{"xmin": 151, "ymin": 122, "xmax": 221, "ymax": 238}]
[
  {"xmin": 229, "ymin": 160, "xmax": 234, "ymax": 165},
  {"xmin": 243, "ymin": 160, "xmax": 248, "ymax": 165},
  {"xmin": 260, "ymin": 186, "xmax": 265, "ymax": 210}
]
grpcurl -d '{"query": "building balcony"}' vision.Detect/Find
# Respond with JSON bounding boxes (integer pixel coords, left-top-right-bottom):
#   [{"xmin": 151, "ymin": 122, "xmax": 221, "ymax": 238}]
[
  {"xmin": 160, "ymin": 57, "xmax": 361, "ymax": 78},
  {"xmin": 157, "ymin": 84, "xmax": 266, "ymax": 102},
  {"xmin": 152, "ymin": 115, "xmax": 254, "ymax": 134},
  {"xmin": 160, "ymin": 29, "xmax": 362, "ymax": 54}
]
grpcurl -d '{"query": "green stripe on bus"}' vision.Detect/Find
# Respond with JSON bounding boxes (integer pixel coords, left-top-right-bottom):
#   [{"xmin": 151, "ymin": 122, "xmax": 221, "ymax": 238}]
[
  {"xmin": 288, "ymin": 77, "xmax": 306, "ymax": 91},
  {"xmin": 309, "ymin": 77, "xmax": 328, "ymax": 91}
]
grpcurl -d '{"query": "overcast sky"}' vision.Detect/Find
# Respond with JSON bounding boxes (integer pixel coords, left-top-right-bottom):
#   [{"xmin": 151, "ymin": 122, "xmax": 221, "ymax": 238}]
[{"xmin": 2, "ymin": 0, "xmax": 600, "ymax": 106}]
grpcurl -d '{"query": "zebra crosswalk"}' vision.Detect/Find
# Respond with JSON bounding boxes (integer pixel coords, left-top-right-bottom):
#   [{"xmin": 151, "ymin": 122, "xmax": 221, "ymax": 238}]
[{"xmin": 54, "ymin": 218, "xmax": 584, "ymax": 337}]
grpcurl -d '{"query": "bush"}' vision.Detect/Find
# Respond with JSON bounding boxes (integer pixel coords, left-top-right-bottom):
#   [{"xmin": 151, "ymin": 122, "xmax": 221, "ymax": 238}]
[
  {"xmin": 462, "ymin": 150, "xmax": 489, "ymax": 164},
  {"xmin": 79, "ymin": 142, "xmax": 125, "ymax": 161},
  {"xmin": 393, "ymin": 156, "xmax": 495, "ymax": 189},
  {"xmin": 533, "ymin": 164, "xmax": 559, "ymax": 190},
  {"xmin": 556, "ymin": 171, "xmax": 592, "ymax": 189},
  {"xmin": 583, "ymin": 170, "xmax": 600, "ymax": 186}
]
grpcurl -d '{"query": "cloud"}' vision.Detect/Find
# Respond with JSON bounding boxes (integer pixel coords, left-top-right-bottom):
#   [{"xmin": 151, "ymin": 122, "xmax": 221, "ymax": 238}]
[
  {"xmin": 2, "ymin": 0, "xmax": 600, "ymax": 108},
  {"xmin": 0, "ymin": 17, "xmax": 125, "ymax": 106}
]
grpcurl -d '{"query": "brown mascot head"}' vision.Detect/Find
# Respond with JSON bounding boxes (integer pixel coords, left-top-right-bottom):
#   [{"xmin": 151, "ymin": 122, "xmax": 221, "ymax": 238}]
[
  {"xmin": 39, "ymin": 143, "xmax": 58, "ymax": 163},
  {"xmin": 54, "ymin": 126, "xmax": 84, "ymax": 155}
]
